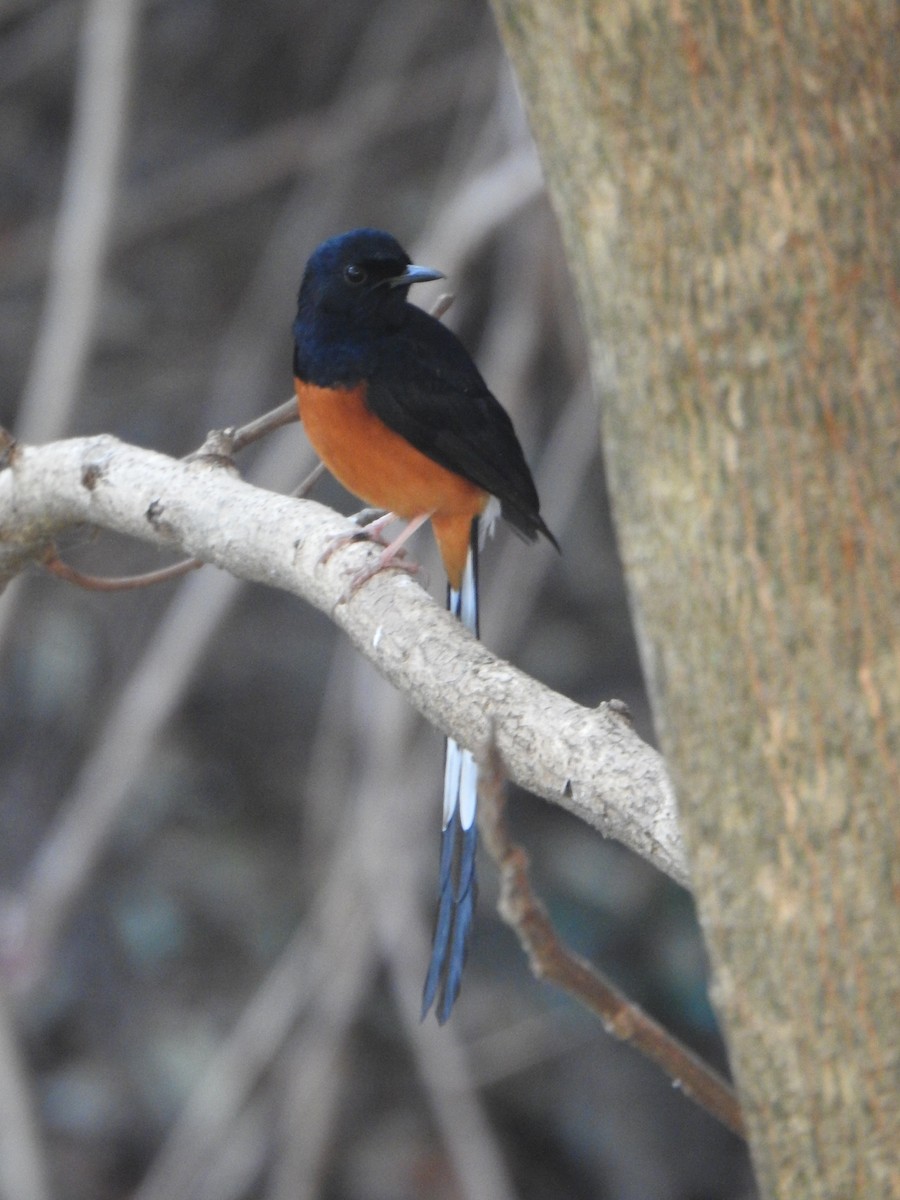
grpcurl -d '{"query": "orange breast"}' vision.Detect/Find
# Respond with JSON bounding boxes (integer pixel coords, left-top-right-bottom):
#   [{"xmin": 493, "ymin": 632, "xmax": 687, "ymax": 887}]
[{"xmin": 295, "ymin": 379, "xmax": 487, "ymax": 587}]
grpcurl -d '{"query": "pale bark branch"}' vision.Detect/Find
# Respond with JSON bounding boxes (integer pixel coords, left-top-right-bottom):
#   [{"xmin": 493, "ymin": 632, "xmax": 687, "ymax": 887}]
[{"xmin": 0, "ymin": 432, "xmax": 687, "ymax": 887}]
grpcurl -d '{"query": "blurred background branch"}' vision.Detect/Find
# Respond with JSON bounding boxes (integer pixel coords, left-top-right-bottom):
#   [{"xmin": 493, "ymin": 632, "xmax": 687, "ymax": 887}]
[{"xmin": 15, "ymin": 0, "xmax": 140, "ymax": 444}]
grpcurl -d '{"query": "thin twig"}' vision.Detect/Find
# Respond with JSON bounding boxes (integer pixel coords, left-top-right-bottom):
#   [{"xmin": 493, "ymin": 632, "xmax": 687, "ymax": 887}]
[
  {"xmin": 477, "ymin": 743, "xmax": 746, "ymax": 1141},
  {"xmin": 43, "ymin": 549, "xmax": 203, "ymax": 591},
  {"xmin": 429, "ymin": 292, "xmax": 456, "ymax": 321},
  {"xmin": 291, "ymin": 461, "xmax": 325, "ymax": 498},
  {"xmin": 39, "ymin": 400, "xmax": 316, "ymax": 593},
  {"xmin": 208, "ymin": 398, "xmax": 299, "ymax": 457}
]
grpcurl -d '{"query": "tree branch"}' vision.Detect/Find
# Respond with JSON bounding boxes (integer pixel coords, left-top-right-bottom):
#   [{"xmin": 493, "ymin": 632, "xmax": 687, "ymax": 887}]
[
  {"xmin": 478, "ymin": 745, "xmax": 743, "ymax": 1139},
  {"xmin": 0, "ymin": 432, "xmax": 687, "ymax": 886}
]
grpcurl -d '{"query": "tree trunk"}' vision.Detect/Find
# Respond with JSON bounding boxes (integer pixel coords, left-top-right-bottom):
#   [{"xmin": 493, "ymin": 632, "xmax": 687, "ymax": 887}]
[{"xmin": 488, "ymin": 1, "xmax": 899, "ymax": 1196}]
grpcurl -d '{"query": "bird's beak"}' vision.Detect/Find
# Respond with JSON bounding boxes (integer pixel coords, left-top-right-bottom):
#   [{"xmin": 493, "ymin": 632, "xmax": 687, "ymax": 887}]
[{"xmin": 389, "ymin": 263, "xmax": 445, "ymax": 288}]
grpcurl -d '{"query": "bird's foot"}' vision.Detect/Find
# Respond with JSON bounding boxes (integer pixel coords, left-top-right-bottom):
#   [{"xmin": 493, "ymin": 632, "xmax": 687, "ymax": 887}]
[
  {"xmin": 323, "ymin": 509, "xmax": 431, "ymax": 602},
  {"xmin": 318, "ymin": 510, "xmax": 398, "ymax": 567},
  {"xmin": 339, "ymin": 548, "xmax": 421, "ymax": 602}
]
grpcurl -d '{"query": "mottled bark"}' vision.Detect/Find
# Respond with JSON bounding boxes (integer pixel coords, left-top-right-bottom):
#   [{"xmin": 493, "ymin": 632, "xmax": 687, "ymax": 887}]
[{"xmin": 489, "ymin": 1, "xmax": 899, "ymax": 1196}]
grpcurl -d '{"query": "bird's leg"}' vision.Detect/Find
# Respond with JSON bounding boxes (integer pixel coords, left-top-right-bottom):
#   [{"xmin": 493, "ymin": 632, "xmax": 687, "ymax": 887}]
[
  {"xmin": 318, "ymin": 509, "xmax": 398, "ymax": 567},
  {"xmin": 342, "ymin": 510, "xmax": 433, "ymax": 599},
  {"xmin": 355, "ymin": 509, "xmax": 398, "ymax": 540}
]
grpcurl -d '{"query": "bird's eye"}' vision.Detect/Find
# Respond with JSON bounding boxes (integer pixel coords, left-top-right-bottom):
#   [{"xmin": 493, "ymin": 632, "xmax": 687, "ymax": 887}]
[{"xmin": 343, "ymin": 263, "xmax": 367, "ymax": 286}]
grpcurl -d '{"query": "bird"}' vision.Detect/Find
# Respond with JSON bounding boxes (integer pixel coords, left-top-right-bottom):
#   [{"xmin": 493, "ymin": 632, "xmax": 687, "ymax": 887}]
[{"xmin": 292, "ymin": 228, "xmax": 557, "ymax": 1022}]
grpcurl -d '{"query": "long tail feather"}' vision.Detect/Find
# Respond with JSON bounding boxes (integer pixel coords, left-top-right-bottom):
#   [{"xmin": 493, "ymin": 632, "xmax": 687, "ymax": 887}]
[{"xmin": 421, "ymin": 519, "xmax": 480, "ymax": 1023}]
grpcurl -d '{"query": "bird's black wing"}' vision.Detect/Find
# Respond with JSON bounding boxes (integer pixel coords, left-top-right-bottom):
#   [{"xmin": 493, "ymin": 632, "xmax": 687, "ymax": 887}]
[{"xmin": 366, "ymin": 306, "xmax": 556, "ymax": 546}]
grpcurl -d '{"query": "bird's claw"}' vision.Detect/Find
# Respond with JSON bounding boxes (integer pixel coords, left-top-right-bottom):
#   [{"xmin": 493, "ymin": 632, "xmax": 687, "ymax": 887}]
[
  {"xmin": 318, "ymin": 510, "xmax": 399, "ymax": 567},
  {"xmin": 318, "ymin": 527, "xmax": 372, "ymax": 567},
  {"xmin": 338, "ymin": 553, "xmax": 421, "ymax": 603}
]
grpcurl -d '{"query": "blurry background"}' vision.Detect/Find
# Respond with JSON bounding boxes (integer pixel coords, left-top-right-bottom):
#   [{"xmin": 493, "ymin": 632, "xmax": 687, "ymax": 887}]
[{"xmin": 0, "ymin": 1, "xmax": 754, "ymax": 1197}]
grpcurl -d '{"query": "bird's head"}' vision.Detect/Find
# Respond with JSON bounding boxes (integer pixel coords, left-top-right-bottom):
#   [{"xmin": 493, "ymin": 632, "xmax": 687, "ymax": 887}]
[{"xmin": 297, "ymin": 228, "xmax": 444, "ymax": 330}]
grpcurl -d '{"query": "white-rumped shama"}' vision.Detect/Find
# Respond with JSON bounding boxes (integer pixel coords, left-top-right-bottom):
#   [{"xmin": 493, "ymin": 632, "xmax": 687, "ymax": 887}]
[{"xmin": 293, "ymin": 228, "xmax": 557, "ymax": 1022}]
